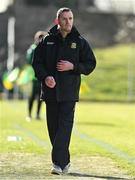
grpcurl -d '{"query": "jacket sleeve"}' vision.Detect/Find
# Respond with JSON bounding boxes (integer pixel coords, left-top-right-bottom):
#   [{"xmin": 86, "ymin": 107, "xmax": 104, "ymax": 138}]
[
  {"xmin": 32, "ymin": 40, "xmax": 48, "ymax": 81},
  {"xmin": 73, "ymin": 37, "xmax": 96, "ymax": 75}
]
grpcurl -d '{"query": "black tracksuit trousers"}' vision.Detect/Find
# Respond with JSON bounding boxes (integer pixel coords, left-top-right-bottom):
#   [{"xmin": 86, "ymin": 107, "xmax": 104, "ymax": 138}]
[
  {"xmin": 45, "ymin": 101, "xmax": 76, "ymax": 169},
  {"xmin": 28, "ymin": 80, "xmax": 42, "ymax": 117}
]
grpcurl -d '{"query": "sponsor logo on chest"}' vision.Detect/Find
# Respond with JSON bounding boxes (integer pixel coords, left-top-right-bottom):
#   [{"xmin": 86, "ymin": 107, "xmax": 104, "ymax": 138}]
[{"xmin": 47, "ymin": 42, "xmax": 54, "ymax": 45}]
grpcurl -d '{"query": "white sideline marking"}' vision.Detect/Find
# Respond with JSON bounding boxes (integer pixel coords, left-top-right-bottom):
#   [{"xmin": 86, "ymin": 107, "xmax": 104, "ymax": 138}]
[
  {"xmin": 15, "ymin": 124, "xmax": 50, "ymax": 149},
  {"xmin": 74, "ymin": 129, "xmax": 135, "ymax": 165}
]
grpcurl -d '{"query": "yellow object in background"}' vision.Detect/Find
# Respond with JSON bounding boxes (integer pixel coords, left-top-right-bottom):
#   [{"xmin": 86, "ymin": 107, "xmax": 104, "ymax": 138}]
[
  {"xmin": 80, "ymin": 81, "xmax": 90, "ymax": 95},
  {"xmin": 3, "ymin": 79, "xmax": 13, "ymax": 90}
]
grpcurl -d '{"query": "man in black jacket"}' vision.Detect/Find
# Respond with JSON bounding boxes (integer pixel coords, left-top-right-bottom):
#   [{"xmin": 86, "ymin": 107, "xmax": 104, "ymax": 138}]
[{"xmin": 32, "ymin": 7, "xmax": 96, "ymax": 175}]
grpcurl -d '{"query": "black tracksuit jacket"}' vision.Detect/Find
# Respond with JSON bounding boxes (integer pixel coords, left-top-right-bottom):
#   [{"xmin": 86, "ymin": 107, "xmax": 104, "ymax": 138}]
[{"xmin": 32, "ymin": 25, "xmax": 96, "ymax": 102}]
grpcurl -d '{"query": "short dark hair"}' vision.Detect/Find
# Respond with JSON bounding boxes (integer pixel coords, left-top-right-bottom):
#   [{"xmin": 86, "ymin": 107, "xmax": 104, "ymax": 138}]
[{"xmin": 56, "ymin": 7, "xmax": 72, "ymax": 19}]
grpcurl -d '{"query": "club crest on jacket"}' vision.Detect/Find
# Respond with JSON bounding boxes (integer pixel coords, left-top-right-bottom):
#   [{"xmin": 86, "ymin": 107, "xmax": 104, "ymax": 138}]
[{"xmin": 71, "ymin": 42, "xmax": 76, "ymax": 49}]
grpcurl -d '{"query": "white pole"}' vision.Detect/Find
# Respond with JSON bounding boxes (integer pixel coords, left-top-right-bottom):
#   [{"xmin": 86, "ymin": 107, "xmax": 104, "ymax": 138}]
[
  {"xmin": 7, "ymin": 16, "xmax": 15, "ymax": 71},
  {"xmin": 133, "ymin": 1, "xmax": 135, "ymax": 14}
]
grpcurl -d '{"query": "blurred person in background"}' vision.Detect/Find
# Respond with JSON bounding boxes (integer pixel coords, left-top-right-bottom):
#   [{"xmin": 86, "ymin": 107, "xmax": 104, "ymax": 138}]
[
  {"xmin": 26, "ymin": 31, "xmax": 47, "ymax": 121},
  {"xmin": 32, "ymin": 8, "xmax": 96, "ymax": 174},
  {"xmin": 0, "ymin": 77, "xmax": 4, "ymax": 99}
]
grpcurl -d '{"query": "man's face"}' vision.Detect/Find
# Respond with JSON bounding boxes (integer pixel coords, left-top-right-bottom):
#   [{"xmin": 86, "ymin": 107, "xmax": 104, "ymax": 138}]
[{"xmin": 58, "ymin": 11, "xmax": 74, "ymax": 33}]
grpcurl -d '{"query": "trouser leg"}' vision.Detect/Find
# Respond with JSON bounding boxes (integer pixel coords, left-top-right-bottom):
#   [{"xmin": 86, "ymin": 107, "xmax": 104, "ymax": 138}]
[
  {"xmin": 46, "ymin": 101, "xmax": 76, "ymax": 169},
  {"xmin": 45, "ymin": 102, "xmax": 59, "ymax": 145},
  {"xmin": 28, "ymin": 90, "xmax": 35, "ymax": 117},
  {"xmin": 36, "ymin": 97, "xmax": 42, "ymax": 117},
  {"xmin": 36, "ymin": 82, "xmax": 42, "ymax": 117},
  {"xmin": 52, "ymin": 102, "xmax": 75, "ymax": 169}
]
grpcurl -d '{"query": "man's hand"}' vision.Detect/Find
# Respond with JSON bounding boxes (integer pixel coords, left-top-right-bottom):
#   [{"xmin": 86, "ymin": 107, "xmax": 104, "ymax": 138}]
[
  {"xmin": 45, "ymin": 76, "xmax": 56, "ymax": 88},
  {"xmin": 57, "ymin": 60, "xmax": 74, "ymax": 72}
]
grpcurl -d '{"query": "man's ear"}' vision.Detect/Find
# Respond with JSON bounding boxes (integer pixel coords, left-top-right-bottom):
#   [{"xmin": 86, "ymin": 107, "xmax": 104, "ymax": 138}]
[{"xmin": 54, "ymin": 18, "xmax": 59, "ymax": 25}]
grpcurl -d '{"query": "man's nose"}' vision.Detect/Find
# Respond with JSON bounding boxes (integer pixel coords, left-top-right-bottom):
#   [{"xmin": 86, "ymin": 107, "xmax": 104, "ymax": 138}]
[{"xmin": 66, "ymin": 19, "xmax": 70, "ymax": 24}]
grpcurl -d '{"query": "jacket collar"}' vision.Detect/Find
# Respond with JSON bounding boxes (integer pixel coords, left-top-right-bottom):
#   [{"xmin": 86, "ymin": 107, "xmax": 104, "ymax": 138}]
[{"xmin": 48, "ymin": 25, "xmax": 80, "ymax": 38}]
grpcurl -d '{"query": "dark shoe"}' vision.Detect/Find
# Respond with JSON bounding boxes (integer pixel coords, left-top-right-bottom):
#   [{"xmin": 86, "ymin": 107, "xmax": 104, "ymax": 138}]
[
  {"xmin": 51, "ymin": 164, "xmax": 62, "ymax": 175},
  {"xmin": 35, "ymin": 115, "xmax": 41, "ymax": 120}
]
